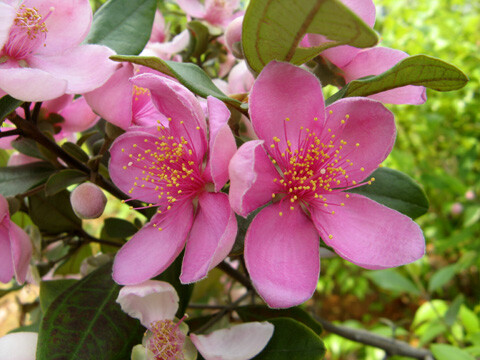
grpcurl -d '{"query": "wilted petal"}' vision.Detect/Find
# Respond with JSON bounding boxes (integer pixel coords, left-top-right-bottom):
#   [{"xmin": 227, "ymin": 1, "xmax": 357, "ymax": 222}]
[
  {"xmin": 113, "ymin": 202, "xmax": 194, "ymax": 285},
  {"xmin": 310, "ymin": 193, "xmax": 425, "ymax": 269},
  {"xmin": 0, "ymin": 332, "xmax": 37, "ymax": 360},
  {"xmin": 249, "ymin": 61, "xmax": 325, "ymax": 152},
  {"xmin": 245, "ymin": 201, "xmax": 320, "ymax": 308},
  {"xmin": 180, "ymin": 192, "xmax": 236, "ymax": 283},
  {"xmin": 229, "ymin": 140, "xmax": 282, "ymax": 217},
  {"xmin": 190, "ymin": 322, "xmax": 274, "ymax": 360},
  {"xmin": 116, "ymin": 280, "xmax": 179, "ymax": 327}
]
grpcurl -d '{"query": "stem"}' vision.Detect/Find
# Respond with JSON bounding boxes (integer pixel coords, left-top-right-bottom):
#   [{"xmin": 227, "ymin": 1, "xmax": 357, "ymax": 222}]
[
  {"xmin": 0, "ymin": 129, "xmax": 22, "ymax": 138},
  {"xmin": 32, "ymin": 102, "xmax": 42, "ymax": 124},
  {"xmin": 78, "ymin": 229, "xmax": 124, "ymax": 248},
  {"xmin": 217, "ymin": 260, "xmax": 253, "ymax": 290}
]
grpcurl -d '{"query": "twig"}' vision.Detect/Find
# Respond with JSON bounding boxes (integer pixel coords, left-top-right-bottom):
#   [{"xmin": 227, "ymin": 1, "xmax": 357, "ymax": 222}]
[
  {"xmin": 187, "ymin": 303, "xmax": 230, "ymax": 310},
  {"xmin": 0, "ymin": 129, "xmax": 22, "ymax": 138},
  {"xmin": 31, "ymin": 102, "xmax": 42, "ymax": 124},
  {"xmin": 217, "ymin": 261, "xmax": 253, "ymax": 290},
  {"xmin": 313, "ymin": 314, "xmax": 434, "ymax": 360},
  {"xmin": 78, "ymin": 229, "xmax": 124, "ymax": 248}
]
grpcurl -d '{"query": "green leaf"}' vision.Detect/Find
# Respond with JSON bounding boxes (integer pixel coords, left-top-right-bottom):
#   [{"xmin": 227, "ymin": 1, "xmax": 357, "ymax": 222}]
[
  {"xmin": 236, "ymin": 305, "xmax": 323, "ymax": 335},
  {"xmin": 242, "ymin": 0, "xmax": 378, "ymax": 73},
  {"xmin": 111, "ymin": 55, "xmax": 242, "ymax": 108},
  {"xmin": 54, "ymin": 244, "xmax": 93, "ymax": 276},
  {"xmin": 45, "ymin": 170, "xmax": 87, "ymax": 196},
  {"xmin": 84, "ymin": 0, "xmax": 157, "ymax": 55},
  {"xmin": 29, "ymin": 190, "xmax": 81, "ymax": 233},
  {"xmin": 431, "ymin": 344, "xmax": 476, "ymax": 360},
  {"xmin": 0, "ymin": 162, "xmax": 56, "ymax": 197},
  {"xmin": 0, "ymin": 95, "xmax": 23, "ymax": 122},
  {"xmin": 0, "ymin": 284, "xmax": 23, "ymax": 299},
  {"xmin": 40, "ymin": 279, "xmax": 78, "ymax": 313},
  {"xmin": 255, "ymin": 318, "xmax": 326, "ymax": 360},
  {"xmin": 344, "ymin": 55, "xmax": 468, "ymax": 98},
  {"xmin": 61, "ymin": 142, "xmax": 89, "ymax": 163},
  {"xmin": 11, "ymin": 137, "xmax": 49, "ymax": 161},
  {"xmin": 444, "ymin": 294, "xmax": 464, "ymax": 326},
  {"xmin": 347, "ymin": 167, "xmax": 429, "ymax": 219},
  {"xmin": 428, "ymin": 264, "xmax": 457, "ymax": 293},
  {"xmin": 186, "ymin": 21, "xmax": 210, "ymax": 58},
  {"xmin": 37, "ymin": 262, "xmax": 144, "ymax": 360},
  {"xmin": 103, "ymin": 217, "xmax": 138, "ymax": 238},
  {"xmin": 366, "ymin": 269, "xmax": 421, "ymax": 296}
]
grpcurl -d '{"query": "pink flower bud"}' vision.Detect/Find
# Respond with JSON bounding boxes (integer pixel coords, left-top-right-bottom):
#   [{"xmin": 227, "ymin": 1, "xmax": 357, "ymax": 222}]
[
  {"xmin": 70, "ymin": 183, "xmax": 107, "ymax": 219},
  {"xmin": 225, "ymin": 16, "xmax": 243, "ymax": 58},
  {"xmin": 465, "ymin": 190, "xmax": 475, "ymax": 200},
  {"xmin": 451, "ymin": 202, "xmax": 463, "ymax": 215}
]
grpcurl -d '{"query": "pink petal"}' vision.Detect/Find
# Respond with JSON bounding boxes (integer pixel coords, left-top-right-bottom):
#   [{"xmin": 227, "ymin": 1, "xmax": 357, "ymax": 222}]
[
  {"xmin": 149, "ymin": 10, "xmax": 166, "ymax": 43},
  {"xmin": 191, "ymin": 322, "xmax": 274, "ymax": 360},
  {"xmin": 310, "ymin": 193, "xmax": 425, "ymax": 269},
  {"xmin": 227, "ymin": 61, "xmax": 254, "ymax": 94},
  {"xmin": 204, "ymin": 96, "xmax": 236, "ymax": 191},
  {"xmin": 116, "ymin": 280, "xmax": 179, "ymax": 327},
  {"xmin": 176, "ymin": 0, "xmax": 207, "ymax": 18},
  {"xmin": 7, "ymin": 153, "xmax": 40, "ymax": 166},
  {"xmin": 9, "ymin": 222, "xmax": 32, "ymax": 284},
  {"xmin": 0, "ymin": 67, "xmax": 67, "ymax": 102},
  {"xmin": 84, "ymin": 62, "xmax": 133, "ymax": 130},
  {"xmin": 0, "ymin": 3, "xmax": 15, "ymax": 49},
  {"xmin": 343, "ymin": 47, "xmax": 427, "ymax": 105},
  {"xmin": 228, "ymin": 140, "xmax": 282, "ymax": 217},
  {"xmin": 323, "ymin": 97, "xmax": 395, "ymax": 186},
  {"xmin": 0, "ymin": 195, "xmax": 8, "ymax": 216},
  {"xmin": 245, "ymin": 201, "xmax": 320, "ymax": 308},
  {"xmin": 59, "ymin": 96, "xmax": 99, "ymax": 133},
  {"xmin": 0, "ymin": 332, "xmax": 38, "ymax": 360},
  {"xmin": 23, "ymin": 0, "xmax": 93, "ymax": 54},
  {"xmin": 180, "ymin": 192, "xmax": 237, "ymax": 283},
  {"xmin": 143, "ymin": 30, "xmax": 190, "ymax": 57},
  {"xmin": 43, "ymin": 94, "xmax": 74, "ymax": 114},
  {"xmin": 0, "ymin": 224, "xmax": 14, "ymax": 283},
  {"xmin": 132, "ymin": 73, "xmax": 207, "ymax": 162},
  {"xmin": 113, "ymin": 202, "xmax": 194, "ymax": 285},
  {"xmin": 29, "ymin": 44, "xmax": 117, "ymax": 94},
  {"xmin": 225, "ymin": 16, "xmax": 243, "ymax": 56},
  {"xmin": 249, "ymin": 61, "xmax": 325, "ymax": 152}
]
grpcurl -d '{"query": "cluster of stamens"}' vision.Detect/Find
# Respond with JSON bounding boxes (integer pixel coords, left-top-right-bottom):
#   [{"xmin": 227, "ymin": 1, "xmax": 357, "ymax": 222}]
[
  {"xmin": 14, "ymin": 5, "xmax": 48, "ymax": 40},
  {"xmin": 146, "ymin": 320, "xmax": 185, "ymax": 360}
]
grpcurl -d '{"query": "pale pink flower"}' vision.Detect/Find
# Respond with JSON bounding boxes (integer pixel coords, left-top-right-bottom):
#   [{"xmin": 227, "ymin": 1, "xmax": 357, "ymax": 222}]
[
  {"xmin": 0, "ymin": 331, "xmax": 37, "ymax": 360},
  {"xmin": 109, "ymin": 74, "xmax": 237, "ymax": 285},
  {"xmin": 224, "ymin": 16, "xmax": 243, "ymax": 58},
  {"xmin": 117, "ymin": 280, "xmax": 274, "ymax": 360},
  {"xmin": 306, "ymin": 0, "xmax": 426, "ymax": 105},
  {"xmin": 229, "ymin": 61, "xmax": 425, "ymax": 308},
  {"xmin": 0, "ymin": 0, "xmax": 117, "ymax": 102},
  {"xmin": 0, "ymin": 194, "xmax": 32, "ymax": 284},
  {"xmin": 177, "ymin": 0, "xmax": 242, "ymax": 28}
]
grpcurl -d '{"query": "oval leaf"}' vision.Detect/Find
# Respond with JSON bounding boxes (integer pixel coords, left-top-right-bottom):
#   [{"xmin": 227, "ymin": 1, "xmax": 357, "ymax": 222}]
[
  {"xmin": 255, "ymin": 318, "xmax": 326, "ymax": 360},
  {"xmin": 347, "ymin": 167, "xmax": 429, "ymax": 219},
  {"xmin": 344, "ymin": 55, "xmax": 468, "ymax": 97},
  {"xmin": 103, "ymin": 217, "xmax": 138, "ymax": 238},
  {"xmin": 61, "ymin": 142, "xmax": 89, "ymax": 163},
  {"xmin": 45, "ymin": 170, "xmax": 88, "ymax": 196},
  {"xmin": 0, "ymin": 94, "xmax": 23, "ymax": 122},
  {"xmin": 366, "ymin": 269, "xmax": 420, "ymax": 296},
  {"xmin": 431, "ymin": 344, "xmax": 476, "ymax": 360},
  {"xmin": 0, "ymin": 162, "xmax": 56, "ymax": 197},
  {"xmin": 85, "ymin": 0, "xmax": 157, "ymax": 55},
  {"xmin": 242, "ymin": 0, "xmax": 378, "ymax": 73},
  {"xmin": 36, "ymin": 262, "xmax": 144, "ymax": 360}
]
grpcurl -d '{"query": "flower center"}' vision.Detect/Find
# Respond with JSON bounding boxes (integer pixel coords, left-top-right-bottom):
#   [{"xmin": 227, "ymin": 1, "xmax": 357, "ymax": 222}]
[
  {"xmin": 1, "ymin": 5, "xmax": 54, "ymax": 61},
  {"xmin": 145, "ymin": 319, "xmax": 186, "ymax": 360}
]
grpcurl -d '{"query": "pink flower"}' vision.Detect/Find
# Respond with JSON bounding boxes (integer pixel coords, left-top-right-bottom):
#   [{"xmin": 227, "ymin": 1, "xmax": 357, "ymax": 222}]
[
  {"xmin": 0, "ymin": 194, "xmax": 32, "ymax": 284},
  {"xmin": 306, "ymin": 0, "xmax": 426, "ymax": 105},
  {"xmin": 0, "ymin": 0, "xmax": 117, "ymax": 102},
  {"xmin": 109, "ymin": 74, "xmax": 237, "ymax": 285},
  {"xmin": 176, "ymin": 0, "xmax": 242, "ymax": 28},
  {"xmin": 229, "ymin": 61, "xmax": 425, "ymax": 308},
  {"xmin": 117, "ymin": 280, "xmax": 274, "ymax": 360}
]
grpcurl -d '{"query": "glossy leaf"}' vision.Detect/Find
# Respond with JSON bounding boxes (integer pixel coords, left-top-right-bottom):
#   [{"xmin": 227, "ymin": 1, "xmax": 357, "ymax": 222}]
[
  {"xmin": 236, "ymin": 305, "xmax": 323, "ymax": 335},
  {"xmin": 40, "ymin": 279, "xmax": 78, "ymax": 313},
  {"xmin": 242, "ymin": 0, "xmax": 378, "ymax": 73},
  {"xmin": 348, "ymin": 167, "xmax": 429, "ymax": 219},
  {"xmin": 0, "ymin": 95, "xmax": 22, "ymax": 122},
  {"xmin": 255, "ymin": 318, "xmax": 326, "ymax": 360},
  {"xmin": 111, "ymin": 55, "xmax": 242, "ymax": 108},
  {"xmin": 366, "ymin": 269, "xmax": 421, "ymax": 296},
  {"xmin": 344, "ymin": 55, "xmax": 469, "ymax": 97},
  {"xmin": 29, "ymin": 190, "xmax": 82, "ymax": 233},
  {"xmin": 0, "ymin": 162, "xmax": 56, "ymax": 197},
  {"xmin": 61, "ymin": 142, "xmax": 89, "ymax": 163},
  {"xmin": 103, "ymin": 217, "xmax": 138, "ymax": 238},
  {"xmin": 36, "ymin": 262, "xmax": 144, "ymax": 360},
  {"xmin": 85, "ymin": 0, "xmax": 157, "ymax": 55},
  {"xmin": 45, "ymin": 170, "xmax": 88, "ymax": 196}
]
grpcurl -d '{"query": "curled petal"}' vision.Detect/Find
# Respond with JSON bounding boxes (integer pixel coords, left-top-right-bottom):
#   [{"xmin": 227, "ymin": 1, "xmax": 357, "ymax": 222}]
[
  {"xmin": 113, "ymin": 202, "xmax": 194, "ymax": 285},
  {"xmin": 180, "ymin": 192, "xmax": 236, "ymax": 283},
  {"xmin": 310, "ymin": 193, "xmax": 425, "ymax": 269},
  {"xmin": 9, "ymin": 222, "xmax": 32, "ymax": 284},
  {"xmin": 0, "ymin": 332, "xmax": 38, "ymax": 360},
  {"xmin": 191, "ymin": 322, "xmax": 274, "ymax": 360},
  {"xmin": 229, "ymin": 140, "xmax": 282, "ymax": 217},
  {"xmin": 245, "ymin": 201, "xmax": 320, "ymax": 308},
  {"xmin": 116, "ymin": 280, "xmax": 179, "ymax": 327}
]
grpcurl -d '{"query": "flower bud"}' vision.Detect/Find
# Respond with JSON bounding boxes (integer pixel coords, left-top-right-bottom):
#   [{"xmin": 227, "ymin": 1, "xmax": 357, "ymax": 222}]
[
  {"xmin": 70, "ymin": 183, "xmax": 107, "ymax": 219},
  {"xmin": 225, "ymin": 16, "xmax": 243, "ymax": 59}
]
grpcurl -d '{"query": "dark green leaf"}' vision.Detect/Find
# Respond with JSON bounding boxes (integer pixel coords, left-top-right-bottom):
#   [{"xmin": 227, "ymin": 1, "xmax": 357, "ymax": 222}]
[
  {"xmin": 0, "ymin": 95, "xmax": 23, "ymax": 122},
  {"xmin": 242, "ymin": 0, "xmax": 378, "ymax": 73},
  {"xmin": 45, "ymin": 170, "xmax": 87, "ymax": 196},
  {"xmin": 29, "ymin": 190, "xmax": 82, "ymax": 233},
  {"xmin": 103, "ymin": 218, "xmax": 138, "ymax": 238},
  {"xmin": 54, "ymin": 244, "xmax": 93, "ymax": 276},
  {"xmin": 366, "ymin": 269, "xmax": 421, "ymax": 296},
  {"xmin": 236, "ymin": 305, "xmax": 323, "ymax": 335},
  {"xmin": 186, "ymin": 21, "xmax": 210, "ymax": 58},
  {"xmin": 111, "ymin": 55, "xmax": 242, "ymax": 108},
  {"xmin": 347, "ymin": 167, "xmax": 429, "ymax": 219},
  {"xmin": 40, "ymin": 279, "xmax": 78, "ymax": 313},
  {"xmin": 255, "ymin": 318, "xmax": 326, "ymax": 360},
  {"xmin": 344, "ymin": 55, "xmax": 468, "ymax": 97},
  {"xmin": 85, "ymin": 0, "xmax": 157, "ymax": 55},
  {"xmin": 0, "ymin": 162, "xmax": 56, "ymax": 197},
  {"xmin": 11, "ymin": 137, "xmax": 49, "ymax": 161},
  {"xmin": 37, "ymin": 262, "xmax": 144, "ymax": 360},
  {"xmin": 61, "ymin": 142, "xmax": 89, "ymax": 163}
]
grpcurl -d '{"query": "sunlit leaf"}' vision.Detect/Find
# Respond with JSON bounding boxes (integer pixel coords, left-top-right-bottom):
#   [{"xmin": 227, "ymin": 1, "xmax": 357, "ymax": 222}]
[{"xmin": 431, "ymin": 344, "xmax": 475, "ymax": 360}]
